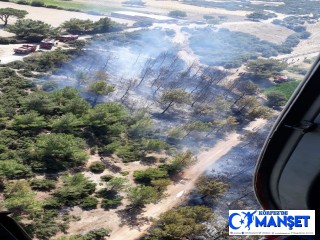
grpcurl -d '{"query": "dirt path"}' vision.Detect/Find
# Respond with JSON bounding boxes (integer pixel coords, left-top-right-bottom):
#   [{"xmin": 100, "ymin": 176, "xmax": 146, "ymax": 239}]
[{"xmin": 108, "ymin": 119, "xmax": 266, "ymax": 240}]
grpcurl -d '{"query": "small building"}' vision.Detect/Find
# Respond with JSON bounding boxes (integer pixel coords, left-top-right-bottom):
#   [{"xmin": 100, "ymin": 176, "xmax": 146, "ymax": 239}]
[{"xmin": 111, "ymin": 11, "xmax": 176, "ymax": 23}]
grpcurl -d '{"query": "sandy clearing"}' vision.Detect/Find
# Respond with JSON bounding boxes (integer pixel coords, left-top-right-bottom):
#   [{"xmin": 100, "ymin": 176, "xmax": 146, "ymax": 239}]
[
  {"xmin": 142, "ymin": 0, "xmax": 251, "ymax": 17},
  {"xmin": 274, "ymin": 22, "xmax": 320, "ymax": 62},
  {"xmin": 0, "ymin": 2, "xmax": 104, "ymax": 27},
  {"xmin": 74, "ymin": 0, "xmax": 251, "ymax": 17},
  {"xmin": 0, "ymin": 44, "xmax": 25, "ymax": 64},
  {"xmin": 219, "ymin": 21, "xmax": 294, "ymax": 44},
  {"xmin": 0, "ymin": 29, "xmax": 15, "ymax": 38},
  {"xmin": 243, "ymin": 118, "xmax": 267, "ymax": 132},
  {"xmin": 294, "ymin": 22, "xmax": 320, "ymax": 55}
]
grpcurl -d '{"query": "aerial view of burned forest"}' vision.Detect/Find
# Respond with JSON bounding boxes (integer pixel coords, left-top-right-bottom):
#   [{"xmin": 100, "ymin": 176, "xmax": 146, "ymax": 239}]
[{"xmin": 0, "ymin": 0, "xmax": 319, "ymax": 239}]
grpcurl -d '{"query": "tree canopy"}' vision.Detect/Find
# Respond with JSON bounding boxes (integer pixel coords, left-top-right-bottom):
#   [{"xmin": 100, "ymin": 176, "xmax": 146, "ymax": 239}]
[
  {"xmin": 3, "ymin": 180, "xmax": 41, "ymax": 217},
  {"xmin": 127, "ymin": 185, "xmax": 158, "ymax": 207},
  {"xmin": 87, "ymin": 80, "xmax": 114, "ymax": 105},
  {"xmin": 147, "ymin": 206, "xmax": 214, "ymax": 239},
  {"xmin": 266, "ymin": 91, "xmax": 287, "ymax": 107},
  {"xmin": 246, "ymin": 59, "xmax": 288, "ymax": 79},
  {"xmin": 32, "ymin": 133, "xmax": 88, "ymax": 172},
  {"xmin": 162, "ymin": 151, "xmax": 196, "ymax": 175},
  {"xmin": 52, "ymin": 173, "xmax": 96, "ymax": 207},
  {"xmin": 7, "ymin": 19, "xmax": 55, "ymax": 42},
  {"xmin": 0, "ymin": 8, "xmax": 28, "ymax": 26},
  {"xmin": 160, "ymin": 89, "xmax": 190, "ymax": 114},
  {"xmin": 134, "ymin": 167, "xmax": 168, "ymax": 184},
  {"xmin": 61, "ymin": 17, "xmax": 124, "ymax": 35},
  {"xmin": 195, "ymin": 175, "xmax": 228, "ymax": 200}
]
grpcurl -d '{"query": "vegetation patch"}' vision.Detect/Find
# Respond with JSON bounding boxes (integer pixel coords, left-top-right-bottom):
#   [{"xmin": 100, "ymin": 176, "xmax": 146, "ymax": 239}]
[
  {"xmin": 186, "ymin": 28, "xmax": 282, "ymax": 68},
  {"xmin": 143, "ymin": 206, "xmax": 214, "ymax": 240},
  {"xmin": 264, "ymin": 81, "xmax": 301, "ymax": 100},
  {"xmin": 89, "ymin": 161, "xmax": 105, "ymax": 173}
]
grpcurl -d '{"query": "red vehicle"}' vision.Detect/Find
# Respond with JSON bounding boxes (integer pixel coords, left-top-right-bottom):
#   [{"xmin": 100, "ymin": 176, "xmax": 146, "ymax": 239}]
[
  {"xmin": 58, "ymin": 34, "xmax": 79, "ymax": 42},
  {"xmin": 14, "ymin": 44, "xmax": 37, "ymax": 54},
  {"xmin": 273, "ymin": 75, "xmax": 288, "ymax": 83},
  {"xmin": 40, "ymin": 38, "xmax": 56, "ymax": 50}
]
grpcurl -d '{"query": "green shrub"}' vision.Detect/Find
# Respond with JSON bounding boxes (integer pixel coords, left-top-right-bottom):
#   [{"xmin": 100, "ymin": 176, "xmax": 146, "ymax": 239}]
[
  {"xmin": 168, "ymin": 10, "xmax": 187, "ymax": 18},
  {"xmin": 42, "ymin": 81, "xmax": 58, "ymax": 91},
  {"xmin": 297, "ymin": 31, "xmax": 311, "ymax": 39},
  {"xmin": 100, "ymin": 175, "xmax": 114, "ymax": 182},
  {"xmin": 89, "ymin": 161, "xmax": 105, "ymax": 173},
  {"xmin": 246, "ymin": 11, "xmax": 276, "ymax": 20},
  {"xmin": 133, "ymin": 167, "xmax": 168, "ymax": 184},
  {"xmin": 53, "ymin": 173, "xmax": 96, "ymax": 207},
  {"xmin": 30, "ymin": 178, "xmax": 56, "ymax": 191},
  {"xmin": 116, "ymin": 145, "xmax": 141, "ymax": 162},
  {"xmin": 18, "ymin": 69, "xmax": 35, "ymax": 77},
  {"xmin": 101, "ymin": 197, "xmax": 123, "ymax": 209},
  {"xmin": 32, "ymin": 133, "xmax": 88, "ymax": 172},
  {"xmin": 58, "ymin": 228, "xmax": 110, "ymax": 240},
  {"xmin": 133, "ymin": 19, "xmax": 153, "ymax": 28},
  {"xmin": 0, "ymin": 160, "xmax": 32, "ymax": 179},
  {"xmin": 7, "ymin": 19, "xmax": 55, "ymax": 42},
  {"xmin": 102, "ymin": 141, "xmax": 121, "ymax": 154},
  {"xmin": 80, "ymin": 196, "xmax": 98, "ymax": 209},
  {"xmin": 203, "ymin": 15, "xmax": 214, "ymax": 20},
  {"xmin": 31, "ymin": 1, "xmax": 45, "ymax": 7},
  {"xmin": 16, "ymin": 0, "xmax": 29, "ymax": 4},
  {"xmin": 141, "ymin": 139, "xmax": 167, "ymax": 152},
  {"xmin": 120, "ymin": 171, "xmax": 129, "ymax": 176},
  {"xmin": 4, "ymin": 60, "xmax": 26, "ymax": 69},
  {"xmin": 43, "ymin": 197, "xmax": 62, "ymax": 209},
  {"xmin": 46, "ymin": 5, "xmax": 59, "ymax": 9},
  {"xmin": 22, "ymin": 50, "xmax": 70, "ymax": 72},
  {"xmin": 0, "ymin": 37, "xmax": 17, "ymax": 45}
]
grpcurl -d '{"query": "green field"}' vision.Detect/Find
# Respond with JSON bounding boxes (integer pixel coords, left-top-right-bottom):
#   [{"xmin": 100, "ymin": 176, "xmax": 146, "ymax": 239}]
[
  {"xmin": 11, "ymin": 0, "xmax": 121, "ymax": 13},
  {"xmin": 264, "ymin": 81, "xmax": 301, "ymax": 100}
]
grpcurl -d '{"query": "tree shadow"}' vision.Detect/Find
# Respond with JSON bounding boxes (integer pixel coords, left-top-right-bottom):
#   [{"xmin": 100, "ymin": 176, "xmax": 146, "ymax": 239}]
[
  {"xmin": 100, "ymin": 158, "xmax": 122, "ymax": 173},
  {"xmin": 116, "ymin": 206, "xmax": 149, "ymax": 230},
  {"xmin": 169, "ymin": 173, "xmax": 190, "ymax": 184},
  {"xmin": 140, "ymin": 156, "xmax": 157, "ymax": 166}
]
